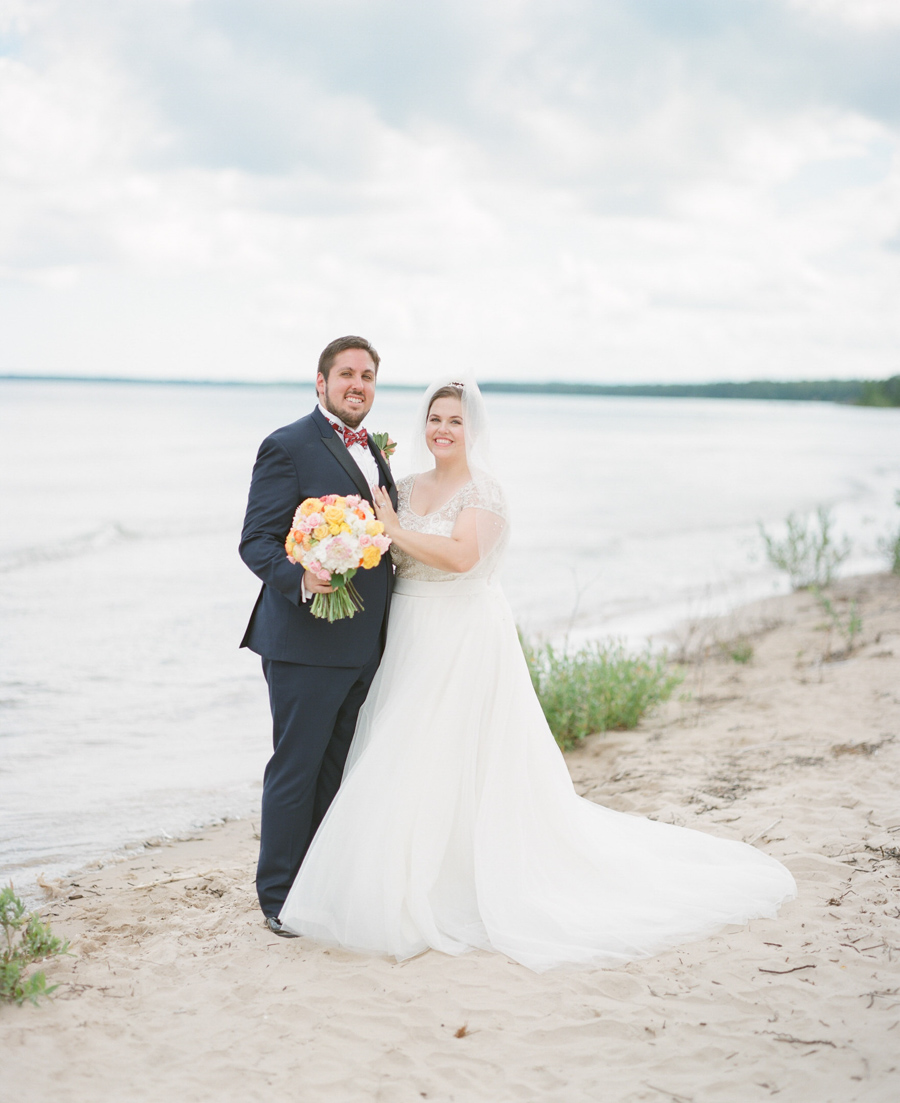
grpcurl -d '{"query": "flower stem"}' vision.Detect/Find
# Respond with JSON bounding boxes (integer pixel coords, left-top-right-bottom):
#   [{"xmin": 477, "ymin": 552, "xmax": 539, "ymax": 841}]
[{"xmin": 309, "ymin": 577, "xmax": 366, "ymax": 621}]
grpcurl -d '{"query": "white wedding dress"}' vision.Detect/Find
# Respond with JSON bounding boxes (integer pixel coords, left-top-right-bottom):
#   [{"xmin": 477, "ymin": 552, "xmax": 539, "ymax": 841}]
[{"xmin": 278, "ymin": 473, "xmax": 796, "ymax": 972}]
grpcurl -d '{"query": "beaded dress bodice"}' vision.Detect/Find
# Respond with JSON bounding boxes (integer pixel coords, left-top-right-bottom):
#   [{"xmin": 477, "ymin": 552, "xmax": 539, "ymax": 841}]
[{"xmin": 391, "ymin": 474, "xmax": 504, "ymax": 582}]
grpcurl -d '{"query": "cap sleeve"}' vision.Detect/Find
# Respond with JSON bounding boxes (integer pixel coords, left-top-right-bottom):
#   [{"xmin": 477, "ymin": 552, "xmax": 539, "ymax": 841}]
[
  {"xmin": 397, "ymin": 473, "xmax": 416, "ymax": 507},
  {"xmin": 458, "ymin": 477, "xmax": 506, "ymax": 517}
]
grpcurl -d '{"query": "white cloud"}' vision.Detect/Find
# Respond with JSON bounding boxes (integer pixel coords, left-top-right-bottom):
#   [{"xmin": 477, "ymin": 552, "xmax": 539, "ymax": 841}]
[
  {"xmin": 0, "ymin": 0, "xmax": 898, "ymax": 382},
  {"xmin": 786, "ymin": 0, "xmax": 900, "ymax": 31}
]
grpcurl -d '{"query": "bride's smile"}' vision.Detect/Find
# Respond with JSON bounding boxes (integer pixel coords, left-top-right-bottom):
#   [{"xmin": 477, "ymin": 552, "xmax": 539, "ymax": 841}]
[{"xmin": 426, "ymin": 399, "xmax": 465, "ymax": 458}]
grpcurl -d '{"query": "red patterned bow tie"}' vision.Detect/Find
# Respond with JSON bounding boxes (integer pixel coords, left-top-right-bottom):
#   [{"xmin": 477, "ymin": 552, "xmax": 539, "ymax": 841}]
[{"xmin": 335, "ymin": 424, "xmax": 368, "ymax": 448}]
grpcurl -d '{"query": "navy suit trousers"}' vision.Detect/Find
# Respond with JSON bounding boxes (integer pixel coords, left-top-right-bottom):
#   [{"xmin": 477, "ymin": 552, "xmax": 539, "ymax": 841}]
[{"xmin": 257, "ymin": 650, "xmax": 381, "ymax": 917}]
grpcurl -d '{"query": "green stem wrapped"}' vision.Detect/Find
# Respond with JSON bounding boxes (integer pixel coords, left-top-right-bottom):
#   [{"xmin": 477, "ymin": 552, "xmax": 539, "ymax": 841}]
[{"xmin": 309, "ymin": 570, "xmax": 366, "ymax": 622}]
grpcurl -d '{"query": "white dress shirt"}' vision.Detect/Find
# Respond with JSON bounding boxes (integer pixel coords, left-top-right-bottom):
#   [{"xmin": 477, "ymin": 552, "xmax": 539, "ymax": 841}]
[
  {"xmin": 301, "ymin": 403, "xmax": 380, "ymax": 604},
  {"xmin": 318, "ymin": 403, "xmax": 380, "ymax": 493}
]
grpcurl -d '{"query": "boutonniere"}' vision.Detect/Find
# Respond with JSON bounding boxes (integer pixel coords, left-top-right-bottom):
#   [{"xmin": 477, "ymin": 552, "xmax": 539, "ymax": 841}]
[{"xmin": 370, "ymin": 431, "xmax": 397, "ymax": 462}]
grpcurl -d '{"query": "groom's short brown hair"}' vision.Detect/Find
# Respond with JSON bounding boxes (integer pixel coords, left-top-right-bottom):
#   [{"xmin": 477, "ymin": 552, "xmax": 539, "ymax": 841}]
[{"xmin": 317, "ymin": 336, "xmax": 380, "ymax": 380}]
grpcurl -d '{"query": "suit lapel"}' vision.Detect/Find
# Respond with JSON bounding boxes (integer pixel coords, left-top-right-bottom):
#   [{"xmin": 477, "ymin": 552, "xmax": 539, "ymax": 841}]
[
  {"xmin": 322, "ymin": 434, "xmax": 373, "ymax": 502},
  {"xmin": 369, "ymin": 440, "xmax": 398, "ymax": 507}
]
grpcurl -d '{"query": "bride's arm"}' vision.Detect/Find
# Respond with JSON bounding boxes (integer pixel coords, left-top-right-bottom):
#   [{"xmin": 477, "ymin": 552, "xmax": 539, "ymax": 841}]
[{"xmin": 372, "ymin": 486, "xmax": 481, "ymax": 573}]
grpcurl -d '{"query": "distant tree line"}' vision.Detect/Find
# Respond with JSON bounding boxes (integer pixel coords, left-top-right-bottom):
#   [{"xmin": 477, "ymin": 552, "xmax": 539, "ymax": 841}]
[
  {"xmin": 3, "ymin": 373, "xmax": 898, "ymax": 405},
  {"xmin": 479, "ymin": 376, "xmax": 900, "ymax": 406},
  {"xmin": 857, "ymin": 376, "xmax": 900, "ymax": 407}
]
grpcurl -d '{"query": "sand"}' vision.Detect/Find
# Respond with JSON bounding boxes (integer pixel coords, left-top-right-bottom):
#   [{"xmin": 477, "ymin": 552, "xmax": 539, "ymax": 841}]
[{"xmin": 3, "ymin": 574, "xmax": 899, "ymax": 1103}]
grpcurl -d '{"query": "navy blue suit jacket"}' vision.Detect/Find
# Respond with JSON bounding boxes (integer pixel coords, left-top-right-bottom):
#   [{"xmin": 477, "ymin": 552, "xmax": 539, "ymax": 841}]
[{"xmin": 239, "ymin": 406, "xmax": 397, "ymax": 667}]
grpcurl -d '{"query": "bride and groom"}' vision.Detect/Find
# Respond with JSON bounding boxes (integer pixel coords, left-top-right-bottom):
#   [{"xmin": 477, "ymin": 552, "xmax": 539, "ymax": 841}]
[{"xmin": 239, "ymin": 336, "xmax": 795, "ymax": 971}]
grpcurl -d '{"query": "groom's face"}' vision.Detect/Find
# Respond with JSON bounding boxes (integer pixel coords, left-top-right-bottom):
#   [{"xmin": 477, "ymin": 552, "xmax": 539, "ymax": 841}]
[{"xmin": 316, "ymin": 349, "xmax": 377, "ymax": 428}]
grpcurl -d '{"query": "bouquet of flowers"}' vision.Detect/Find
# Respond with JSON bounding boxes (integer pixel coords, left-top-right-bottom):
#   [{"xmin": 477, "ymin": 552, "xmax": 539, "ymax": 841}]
[{"xmin": 285, "ymin": 494, "xmax": 392, "ymax": 622}]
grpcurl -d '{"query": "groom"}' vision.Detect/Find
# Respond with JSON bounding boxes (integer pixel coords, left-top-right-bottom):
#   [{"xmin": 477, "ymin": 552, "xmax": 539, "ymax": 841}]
[{"xmin": 239, "ymin": 335, "xmax": 397, "ymax": 935}]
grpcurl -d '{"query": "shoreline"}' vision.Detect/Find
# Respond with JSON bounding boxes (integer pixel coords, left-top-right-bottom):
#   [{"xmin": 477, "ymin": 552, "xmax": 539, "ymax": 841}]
[
  {"xmin": 0, "ymin": 573, "xmax": 835, "ymax": 902},
  {"xmin": 4, "ymin": 567, "xmax": 883, "ymax": 901},
  {"xmin": 3, "ymin": 573, "xmax": 900, "ymax": 1101}
]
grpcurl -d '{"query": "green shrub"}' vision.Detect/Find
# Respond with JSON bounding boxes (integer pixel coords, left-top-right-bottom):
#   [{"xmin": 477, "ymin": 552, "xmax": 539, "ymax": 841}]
[
  {"xmin": 888, "ymin": 533, "xmax": 900, "ymax": 577},
  {"xmin": 1, "ymin": 885, "xmax": 69, "ymax": 1006},
  {"xmin": 811, "ymin": 586, "xmax": 863, "ymax": 657},
  {"xmin": 879, "ymin": 490, "xmax": 900, "ymax": 576},
  {"xmin": 521, "ymin": 636, "xmax": 683, "ymax": 750},
  {"xmin": 759, "ymin": 505, "xmax": 851, "ymax": 590},
  {"xmin": 724, "ymin": 638, "xmax": 754, "ymax": 664}
]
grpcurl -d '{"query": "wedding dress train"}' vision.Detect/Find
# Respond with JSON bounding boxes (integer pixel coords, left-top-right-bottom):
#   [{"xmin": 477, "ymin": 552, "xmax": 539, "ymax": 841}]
[{"xmin": 278, "ymin": 476, "xmax": 796, "ymax": 971}]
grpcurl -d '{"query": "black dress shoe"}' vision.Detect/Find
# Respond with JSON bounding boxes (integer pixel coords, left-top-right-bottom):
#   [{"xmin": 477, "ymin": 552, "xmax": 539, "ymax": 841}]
[{"xmin": 265, "ymin": 915, "xmax": 298, "ymax": 938}]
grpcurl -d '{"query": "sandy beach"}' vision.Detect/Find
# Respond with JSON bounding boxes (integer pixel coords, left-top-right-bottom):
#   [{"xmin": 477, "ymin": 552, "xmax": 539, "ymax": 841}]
[{"xmin": 3, "ymin": 573, "xmax": 899, "ymax": 1103}]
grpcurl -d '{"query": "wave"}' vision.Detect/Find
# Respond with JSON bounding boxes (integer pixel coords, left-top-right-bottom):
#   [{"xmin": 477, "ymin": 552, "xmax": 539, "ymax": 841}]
[{"xmin": 0, "ymin": 522, "xmax": 138, "ymax": 574}]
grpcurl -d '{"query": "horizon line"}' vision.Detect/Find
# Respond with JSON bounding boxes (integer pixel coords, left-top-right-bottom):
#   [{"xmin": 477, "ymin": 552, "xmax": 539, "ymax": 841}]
[{"xmin": 0, "ymin": 372, "xmax": 879, "ymax": 391}]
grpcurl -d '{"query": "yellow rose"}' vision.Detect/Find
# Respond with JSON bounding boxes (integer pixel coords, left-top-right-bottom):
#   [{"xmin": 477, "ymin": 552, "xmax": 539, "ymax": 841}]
[
  {"xmin": 323, "ymin": 506, "xmax": 344, "ymax": 525},
  {"xmin": 328, "ymin": 523, "xmax": 341, "ymax": 535},
  {"xmin": 365, "ymin": 520, "xmax": 384, "ymax": 537},
  {"xmin": 313, "ymin": 525, "xmax": 329, "ymax": 540},
  {"xmin": 340, "ymin": 523, "xmax": 352, "ymax": 534},
  {"xmin": 333, "ymin": 496, "xmax": 347, "ymax": 508},
  {"xmin": 361, "ymin": 545, "xmax": 381, "ymax": 569},
  {"xmin": 299, "ymin": 498, "xmax": 321, "ymax": 516}
]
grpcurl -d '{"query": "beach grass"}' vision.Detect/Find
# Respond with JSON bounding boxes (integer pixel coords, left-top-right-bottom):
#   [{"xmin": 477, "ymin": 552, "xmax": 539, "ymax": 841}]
[
  {"xmin": 880, "ymin": 490, "xmax": 900, "ymax": 575},
  {"xmin": 1, "ymin": 885, "xmax": 69, "ymax": 1006},
  {"xmin": 521, "ymin": 636, "xmax": 683, "ymax": 750},
  {"xmin": 811, "ymin": 586, "xmax": 863, "ymax": 658},
  {"xmin": 721, "ymin": 637, "xmax": 754, "ymax": 664},
  {"xmin": 759, "ymin": 505, "xmax": 851, "ymax": 590}
]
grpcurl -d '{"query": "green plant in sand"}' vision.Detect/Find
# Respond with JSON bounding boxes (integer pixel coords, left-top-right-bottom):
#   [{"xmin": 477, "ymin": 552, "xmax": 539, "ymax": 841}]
[
  {"xmin": 878, "ymin": 490, "xmax": 900, "ymax": 576},
  {"xmin": 811, "ymin": 587, "xmax": 863, "ymax": 657},
  {"xmin": 723, "ymin": 638, "xmax": 754, "ymax": 664},
  {"xmin": 759, "ymin": 506, "xmax": 851, "ymax": 590},
  {"xmin": 1, "ymin": 885, "xmax": 69, "ymax": 1006},
  {"xmin": 520, "ymin": 636, "xmax": 683, "ymax": 750}
]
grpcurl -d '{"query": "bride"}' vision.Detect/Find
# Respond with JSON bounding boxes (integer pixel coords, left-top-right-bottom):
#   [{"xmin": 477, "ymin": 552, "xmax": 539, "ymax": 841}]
[{"xmin": 278, "ymin": 378, "xmax": 796, "ymax": 971}]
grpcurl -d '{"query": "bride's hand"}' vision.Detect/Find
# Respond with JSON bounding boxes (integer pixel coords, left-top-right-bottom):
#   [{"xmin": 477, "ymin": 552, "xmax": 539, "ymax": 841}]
[{"xmin": 372, "ymin": 486, "xmax": 400, "ymax": 536}]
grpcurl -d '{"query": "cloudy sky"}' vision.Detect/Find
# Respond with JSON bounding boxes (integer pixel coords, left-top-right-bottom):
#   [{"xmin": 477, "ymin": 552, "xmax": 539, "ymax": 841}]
[{"xmin": 1, "ymin": 0, "xmax": 898, "ymax": 384}]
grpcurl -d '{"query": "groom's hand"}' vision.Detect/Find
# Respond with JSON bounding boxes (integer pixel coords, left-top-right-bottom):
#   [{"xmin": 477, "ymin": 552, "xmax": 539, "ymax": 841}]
[{"xmin": 303, "ymin": 570, "xmax": 335, "ymax": 594}]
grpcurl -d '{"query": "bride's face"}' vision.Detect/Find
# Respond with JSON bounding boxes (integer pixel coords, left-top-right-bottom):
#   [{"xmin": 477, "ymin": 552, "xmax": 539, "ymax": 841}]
[{"xmin": 426, "ymin": 397, "xmax": 465, "ymax": 459}]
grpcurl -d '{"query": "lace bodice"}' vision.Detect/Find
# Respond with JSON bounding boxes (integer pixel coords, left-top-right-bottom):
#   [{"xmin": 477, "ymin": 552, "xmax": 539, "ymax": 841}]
[{"xmin": 391, "ymin": 474, "xmax": 506, "ymax": 581}]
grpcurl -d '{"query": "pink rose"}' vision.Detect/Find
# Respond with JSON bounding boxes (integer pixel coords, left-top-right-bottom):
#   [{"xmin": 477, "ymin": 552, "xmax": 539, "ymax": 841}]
[{"xmin": 327, "ymin": 537, "xmax": 357, "ymax": 569}]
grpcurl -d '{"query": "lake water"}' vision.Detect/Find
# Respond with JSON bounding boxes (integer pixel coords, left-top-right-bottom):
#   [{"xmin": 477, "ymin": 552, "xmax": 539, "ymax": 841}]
[{"xmin": 2, "ymin": 379, "xmax": 898, "ymax": 897}]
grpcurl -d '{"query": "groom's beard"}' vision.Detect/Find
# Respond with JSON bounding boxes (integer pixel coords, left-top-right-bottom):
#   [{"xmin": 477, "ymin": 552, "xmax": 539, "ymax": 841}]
[{"xmin": 321, "ymin": 388, "xmax": 372, "ymax": 429}]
